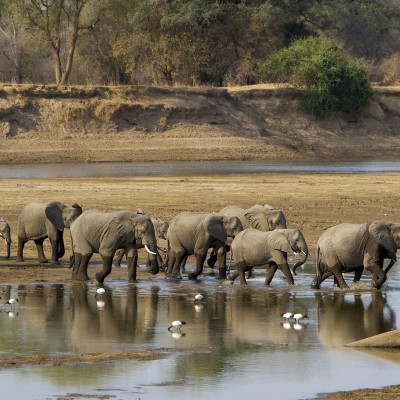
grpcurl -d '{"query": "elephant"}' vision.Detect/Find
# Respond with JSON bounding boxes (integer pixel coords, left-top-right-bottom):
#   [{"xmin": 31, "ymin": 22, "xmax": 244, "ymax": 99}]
[
  {"xmin": 311, "ymin": 221, "xmax": 400, "ymax": 290},
  {"xmin": 70, "ymin": 210, "xmax": 159, "ymax": 283},
  {"xmin": 166, "ymin": 212, "xmax": 243, "ymax": 280},
  {"xmin": 0, "ymin": 218, "xmax": 11, "ymax": 259},
  {"xmin": 229, "ymin": 228, "xmax": 308, "ymax": 285},
  {"xmin": 17, "ymin": 201, "xmax": 82, "ymax": 264},
  {"xmin": 207, "ymin": 204, "xmax": 287, "ymax": 274},
  {"xmin": 114, "ymin": 213, "xmax": 169, "ymax": 271}
]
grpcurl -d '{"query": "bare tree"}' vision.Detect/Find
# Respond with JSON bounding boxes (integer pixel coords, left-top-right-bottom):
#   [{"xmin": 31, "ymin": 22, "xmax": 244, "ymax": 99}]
[{"xmin": 19, "ymin": 0, "xmax": 103, "ymax": 85}]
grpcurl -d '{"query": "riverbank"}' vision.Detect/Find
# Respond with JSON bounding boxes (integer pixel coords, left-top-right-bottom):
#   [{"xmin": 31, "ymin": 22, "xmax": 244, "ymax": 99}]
[{"xmin": 1, "ymin": 83, "xmax": 400, "ymax": 164}]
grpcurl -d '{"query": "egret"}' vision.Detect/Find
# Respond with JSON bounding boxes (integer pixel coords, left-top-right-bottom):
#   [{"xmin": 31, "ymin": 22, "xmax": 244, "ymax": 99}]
[
  {"xmin": 168, "ymin": 320, "xmax": 186, "ymax": 331},
  {"xmin": 194, "ymin": 294, "xmax": 204, "ymax": 304},
  {"xmin": 281, "ymin": 312, "xmax": 293, "ymax": 320},
  {"xmin": 293, "ymin": 313, "xmax": 308, "ymax": 322}
]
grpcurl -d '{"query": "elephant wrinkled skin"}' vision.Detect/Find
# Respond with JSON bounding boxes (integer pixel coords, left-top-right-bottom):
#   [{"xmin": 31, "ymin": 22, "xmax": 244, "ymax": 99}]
[
  {"xmin": 311, "ymin": 221, "xmax": 400, "ymax": 289},
  {"xmin": 230, "ymin": 228, "xmax": 308, "ymax": 285},
  {"xmin": 70, "ymin": 210, "xmax": 159, "ymax": 283},
  {"xmin": 17, "ymin": 201, "xmax": 82, "ymax": 264}
]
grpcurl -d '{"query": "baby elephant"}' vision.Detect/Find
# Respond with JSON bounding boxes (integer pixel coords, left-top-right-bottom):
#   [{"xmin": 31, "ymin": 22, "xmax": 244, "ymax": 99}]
[
  {"xmin": 0, "ymin": 218, "xmax": 11, "ymax": 259},
  {"xmin": 230, "ymin": 228, "xmax": 308, "ymax": 285}
]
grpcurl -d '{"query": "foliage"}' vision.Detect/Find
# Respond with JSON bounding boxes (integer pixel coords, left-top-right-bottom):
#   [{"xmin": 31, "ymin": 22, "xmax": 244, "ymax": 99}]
[{"xmin": 260, "ymin": 36, "xmax": 373, "ymax": 114}]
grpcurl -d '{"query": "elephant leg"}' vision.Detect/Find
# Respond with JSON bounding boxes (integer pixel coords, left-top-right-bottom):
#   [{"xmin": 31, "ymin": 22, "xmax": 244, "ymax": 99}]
[
  {"xmin": 216, "ymin": 246, "xmax": 227, "ymax": 280},
  {"xmin": 278, "ymin": 263, "xmax": 295, "ymax": 285},
  {"xmin": 366, "ymin": 263, "xmax": 386, "ymax": 289},
  {"xmin": 71, "ymin": 252, "xmax": 81, "ymax": 279},
  {"xmin": 170, "ymin": 251, "xmax": 185, "ymax": 279},
  {"xmin": 207, "ymin": 248, "xmax": 218, "ymax": 268},
  {"xmin": 265, "ymin": 264, "xmax": 278, "ymax": 285},
  {"xmin": 180, "ymin": 255, "xmax": 188, "ymax": 274},
  {"xmin": 34, "ymin": 238, "xmax": 48, "ymax": 263},
  {"xmin": 127, "ymin": 255, "xmax": 138, "ymax": 283},
  {"xmin": 330, "ymin": 264, "xmax": 349, "ymax": 289},
  {"xmin": 311, "ymin": 270, "xmax": 332, "ymax": 289},
  {"xmin": 57, "ymin": 230, "xmax": 65, "ymax": 259},
  {"xmin": 49, "ymin": 235, "xmax": 61, "ymax": 265},
  {"xmin": 73, "ymin": 253, "xmax": 92, "ymax": 281},
  {"xmin": 229, "ymin": 270, "xmax": 240, "ymax": 282},
  {"xmin": 114, "ymin": 249, "xmax": 125, "ymax": 267},
  {"xmin": 237, "ymin": 262, "xmax": 248, "ymax": 285},
  {"xmin": 96, "ymin": 254, "xmax": 114, "ymax": 284},
  {"xmin": 188, "ymin": 252, "xmax": 207, "ymax": 280},
  {"xmin": 16, "ymin": 236, "xmax": 27, "ymax": 262},
  {"xmin": 353, "ymin": 267, "xmax": 364, "ymax": 283}
]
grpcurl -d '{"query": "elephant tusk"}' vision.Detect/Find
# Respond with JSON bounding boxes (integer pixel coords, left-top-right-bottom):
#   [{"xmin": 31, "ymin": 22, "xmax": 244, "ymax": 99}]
[
  {"xmin": 301, "ymin": 250, "xmax": 307, "ymax": 256},
  {"xmin": 145, "ymin": 244, "xmax": 157, "ymax": 255},
  {"xmin": 157, "ymin": 246, "xmax": 167, "ymax": 253}
]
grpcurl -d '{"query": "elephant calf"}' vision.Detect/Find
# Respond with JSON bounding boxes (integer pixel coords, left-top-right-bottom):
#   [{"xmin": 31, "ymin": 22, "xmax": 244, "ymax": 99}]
[
  {"xmin": 70, "ymin": 210, "xmax": 159, "ymax": 283},
  {"xmin": 230, "ymin": 228, "xmax": 308, "ymax": 285},
  {"xmin": 166, "ymin": 212, "xmax": 243, "ymax": 280},
  {"xmin": 0, "ymin": 218, "xmax": 11, "ymax": 259},
  {"xmin": 312, "ymin": 221, "xmax": 400, "ymax": 289},
  {"xmin": 17, "ymin": 201, "xmax": 82, "ymax": 264}
]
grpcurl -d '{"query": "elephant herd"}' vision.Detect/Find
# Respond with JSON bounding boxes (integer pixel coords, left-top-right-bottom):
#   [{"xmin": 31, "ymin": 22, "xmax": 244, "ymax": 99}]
[{"xmin": 0, "ymin": 200, "xmax": 399, "ymax": 290}]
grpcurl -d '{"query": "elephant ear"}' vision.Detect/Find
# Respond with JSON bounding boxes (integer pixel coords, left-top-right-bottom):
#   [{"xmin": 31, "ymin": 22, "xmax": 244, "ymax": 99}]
[
  {"xmin": 263, "ymin": 203, "xmax": 275, "ymax": 210},
  {"xmin": 244, "ymin": 205, "xmax": 270, "ymax": 231},
  {"xmin": 136, "ymin": 208, "xmax": 145, "ymax": 215},
  {"xmin": 267, "ymin": 230, "xmax": 293, "ymax": 253},
  {"xmin": 369, "ymin": 221, "xmax": 397, "ymax": 254},
  {"xmin": 204, "ymin": 214, "xmax": 227, "ymax": 243},
  {"xmin": 45, "ymin": 201, "xmax": 65, "ymax": 231},
  {"xmin": 110, "ymin": 212, "xmax": 136, "ymax": 243}
]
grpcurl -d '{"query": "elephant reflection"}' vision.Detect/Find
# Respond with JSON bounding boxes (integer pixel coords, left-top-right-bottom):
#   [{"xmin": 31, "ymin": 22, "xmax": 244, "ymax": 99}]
[{"xmin": 316, "ymin": 291, "xmax": 395, "ymax": 348}]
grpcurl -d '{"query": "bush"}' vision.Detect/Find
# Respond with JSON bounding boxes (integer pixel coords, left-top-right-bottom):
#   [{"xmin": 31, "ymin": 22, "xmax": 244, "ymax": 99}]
[{"xmin": 260, "ymin": 36, "xmax": 373, "ymax": 114}]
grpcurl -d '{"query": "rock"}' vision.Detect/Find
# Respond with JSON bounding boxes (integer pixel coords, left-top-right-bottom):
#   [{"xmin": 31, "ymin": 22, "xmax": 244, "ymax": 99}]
[
  {"xmin": 362, "ymin": 100, "xmax": 385, "ymax": 120},
  {"xmin": 346, "ymin": 329, "xmax": 400, "ymax": 347}
]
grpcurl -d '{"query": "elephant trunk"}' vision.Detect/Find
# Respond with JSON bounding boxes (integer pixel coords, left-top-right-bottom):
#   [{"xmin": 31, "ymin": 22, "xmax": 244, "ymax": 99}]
[
  {"xmin": 6, "ymin": 237, "xmax": 11, "ymax": 259},
  {"xmin": 373, "ymin": 270, "xmax": 387, "ymax": 289},
  {"xmin": 144, "ymin": 239, "xmax": 159, "ymax": 275},
  {"xmin": 293, "ymin": 249, "xmax": 308, "ymax": 276}
]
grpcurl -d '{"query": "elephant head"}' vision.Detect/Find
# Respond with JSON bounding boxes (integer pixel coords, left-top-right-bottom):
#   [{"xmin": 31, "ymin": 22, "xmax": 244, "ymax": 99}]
[
  {"xmin": 268, "ymin": 229, "xmax": 308, "ymax": 275},
  {"xmin": 45, "ymin": 201, "xmax": 83, "ymax": 230},
  {"xmin": 152, "ymin": 218, "xmax": 169, "ymax": 240},
  {"xmin": 368, "ymin": 221, "xmax": 400, "ymax": 288},
  {"xmin": 0, "ymin": 218, "xmax": 11, "ymax": 259},
  {"xmin": 244, "ymin": 205, "xmax": 287, "ymax": 231},
  {"xmin": 204, "ymin": 214, "xmax": 243, "ymax": 244}
]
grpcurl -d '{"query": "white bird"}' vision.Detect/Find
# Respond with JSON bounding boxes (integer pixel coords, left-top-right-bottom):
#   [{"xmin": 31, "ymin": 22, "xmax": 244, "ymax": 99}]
[
  {"xmin": 281, "ymin": 312, "xmax": 293, "ymax": 320},
  {"xmin": 194, "ymin": 294, "xmax": 204, "ymax": 303},
  {"xmin": 293, "ymin": 313, "xmax": 308, "ymax": 322},
  {"xmin": 5, "ymin": 298, "xmax": 18, "ymax": 306},
  {"xmin": 168, "ymin": 320, "xmax": 186, "ymax": 331},
  {"xmin": 95, "ymin": 288, "xmax": 106, "ymax": 297}
]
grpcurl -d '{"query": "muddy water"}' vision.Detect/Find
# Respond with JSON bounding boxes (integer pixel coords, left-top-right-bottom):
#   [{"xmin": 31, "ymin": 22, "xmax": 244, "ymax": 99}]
[
  {"xmin": 1, "ymin": 160, "xmax": 400, "ymax": 178},
  {"xmin": 2, "ymin": 257, "xmax": 400, "ymax": 400}
]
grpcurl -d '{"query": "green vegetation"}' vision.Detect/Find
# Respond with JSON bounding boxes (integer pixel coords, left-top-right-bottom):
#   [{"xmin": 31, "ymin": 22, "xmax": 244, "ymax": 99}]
[
  {"xmin": 0, "ymin": 0, "xmax": 399, "ymax": 88},
  {"xmin": 260, "ymin": 36, "xmax": 373, "ymax": 114}
]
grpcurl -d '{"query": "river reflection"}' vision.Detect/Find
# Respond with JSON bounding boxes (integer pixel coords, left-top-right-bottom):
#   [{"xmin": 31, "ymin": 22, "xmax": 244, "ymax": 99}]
[{"xmin": 1, "ymin": 265, "xmax": 400, "ymax": 400}]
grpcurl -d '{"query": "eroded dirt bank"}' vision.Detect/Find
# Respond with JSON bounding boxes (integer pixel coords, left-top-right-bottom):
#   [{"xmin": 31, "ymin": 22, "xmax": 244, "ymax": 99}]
[{"xmin": 1, "ymin": 84, "xmax": 400, "ymax": 163}]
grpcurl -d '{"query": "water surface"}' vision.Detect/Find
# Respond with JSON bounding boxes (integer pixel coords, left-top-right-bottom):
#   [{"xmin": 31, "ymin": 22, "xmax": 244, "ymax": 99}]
[
  {"xmin": 2, "ymin": 160, "xmax": 400, "ymax": 178},
  {"xmin": 1, "ymin": 256, "xmax": 400, "ymax": 399}
]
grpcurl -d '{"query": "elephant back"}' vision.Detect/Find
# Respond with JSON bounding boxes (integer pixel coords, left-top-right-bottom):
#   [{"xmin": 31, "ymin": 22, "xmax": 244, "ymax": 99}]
[{"xmin": 18, "ymin": 202, "xmax": 48, "ymax": 239}]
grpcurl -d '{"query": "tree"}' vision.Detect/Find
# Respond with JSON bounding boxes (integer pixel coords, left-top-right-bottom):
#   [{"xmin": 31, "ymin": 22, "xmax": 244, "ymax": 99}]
[{"xmin": 18, "ymin": 0, "xmax": 104, "ymax": 85}]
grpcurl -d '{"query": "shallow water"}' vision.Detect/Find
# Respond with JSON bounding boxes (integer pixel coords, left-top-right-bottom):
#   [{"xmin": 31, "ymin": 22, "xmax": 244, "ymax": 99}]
[
  {"xmin": 2, "ymin": 160, "xmax": 400, "ymax": 178},
  {"xmin": 1, "ymin": 256, "xmax": 400, "ymax": 399}
]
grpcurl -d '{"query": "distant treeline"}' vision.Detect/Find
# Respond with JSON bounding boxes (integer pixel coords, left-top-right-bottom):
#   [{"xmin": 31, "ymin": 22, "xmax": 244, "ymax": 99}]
[{"xmin": 1, "ymin": 0, "xmax": 399, "ymax": 86}]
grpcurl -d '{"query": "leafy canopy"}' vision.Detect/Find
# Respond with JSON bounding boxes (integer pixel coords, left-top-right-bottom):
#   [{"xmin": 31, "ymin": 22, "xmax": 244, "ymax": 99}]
[{"xmin": 260, "ymin": 36, "xmax": 373, "ymax": 114}]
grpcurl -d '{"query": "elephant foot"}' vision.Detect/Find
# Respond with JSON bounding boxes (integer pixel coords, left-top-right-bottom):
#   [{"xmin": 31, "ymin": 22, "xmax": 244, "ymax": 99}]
[
  {"xmin": 114, "ymin": 263, "xmax": 121, "ymax": 268},
  {"xmin": 222, "ymin": 279, "xmax": 234, "ymax": 286},
  {"xmin": 75, "ymin": 273, "xmax": 90, "ymax": 281},
  {"xmin": 51, "ymin": 259, "xmax": 61, "ymax": 266},
  {"xmin": 39, "ymin": 258, "xmax": 49, "ymax": 263},
  {"xmin": 16, "ymin": 256, "xmax": 24, "ymax": 262},
  {"xmin": 188, "ymin": 273, "xmax": 198, "ymax": 280},
  {"xmin": 310, "ymin": 277, "xmax": 320, "ymax": 289},
  {"xmin": 172, "ymin": 272, "xmax": 183, "ymax": 280},
  {"xmin": 95, "ymin": 272, "xmax": 106, "ymax": 283},
  {"xmin": 128, "ymin": 278, "xmax": 138, "ymax": 284}
]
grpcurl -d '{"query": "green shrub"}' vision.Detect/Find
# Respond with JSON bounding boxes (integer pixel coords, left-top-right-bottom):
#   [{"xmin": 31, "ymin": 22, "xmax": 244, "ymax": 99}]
[{"xmin": 260, "ymin": 36, "xmax": 373, "ymax": 114}]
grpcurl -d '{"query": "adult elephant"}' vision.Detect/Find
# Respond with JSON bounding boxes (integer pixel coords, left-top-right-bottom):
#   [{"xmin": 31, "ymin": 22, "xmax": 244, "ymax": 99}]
[
  {"xmin": 311, "ymin": 221, "xmax": 400, "ymax": 290},
  {"xmin": 17, "ymin": 201, "xmax": 82, "ymax": 264},
  {"xmin": 207, "ymin": 204, "xmax": 287, "ymax": 271},
  {"xmin": 70, "ymin": 210, "xmax": 159, "ymax": 283},
  {"xmin": 229, "ymin": 228, "xmax": 308, "ymax": 286},
  {"xmin": 0, "ymin": 218, "xmax": 11, "ymax": 259},
  {"xmin": 114, "ymin": 215, "xmax": 169, "ymax": 270},
  {"xmin": 166, "ymin": 212, "xmax": 243, "ymax": 280}
]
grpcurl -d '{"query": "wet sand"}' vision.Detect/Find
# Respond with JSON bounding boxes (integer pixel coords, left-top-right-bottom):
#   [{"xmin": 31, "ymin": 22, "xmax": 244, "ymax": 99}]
[{"xmin": 1, "ymin": 173, "xmax": 400, "ymax": 399}]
